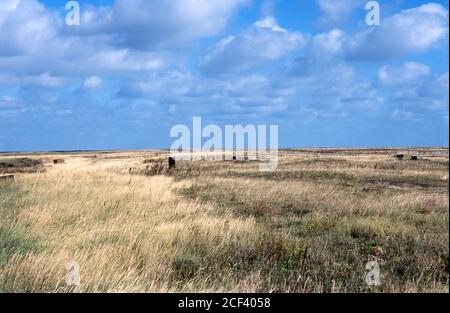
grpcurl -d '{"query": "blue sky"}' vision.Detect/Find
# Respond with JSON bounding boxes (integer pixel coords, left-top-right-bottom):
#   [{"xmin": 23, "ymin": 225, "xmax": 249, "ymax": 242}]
[{"xmin": 0, "ymin": 0, "xmax": 448, "ymax": 151}]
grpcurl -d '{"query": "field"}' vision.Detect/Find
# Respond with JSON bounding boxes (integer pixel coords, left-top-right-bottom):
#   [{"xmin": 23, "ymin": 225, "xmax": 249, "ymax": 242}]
[{"xmin": 0, "ymin": 148, "xmax": 448, "ymax": 292}]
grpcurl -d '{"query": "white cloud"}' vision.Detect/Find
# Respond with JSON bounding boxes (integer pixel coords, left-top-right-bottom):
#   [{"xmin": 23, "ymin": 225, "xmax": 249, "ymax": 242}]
[
  {"xmin": 346, "ymin": 3, "xmax": 449, "ymax": 61},
  {"xmin": 23, "ymin": 73, "xmax": 66, "ymax": 88},
  {"xmin": 84, "ymin": 49, "xmax": 166, "ymax": 73},
  {"xmin": 200, "ymin": 16, "xmax": 304, "ymax": 77},
  {"xmin": 117, "ymin": 71, "xmax": 193, "ymax": 99},
  {"xmin": 382, "ymin": 69, "xmax": 448, "ymax": 116},
  {"xmin": 378, "ymin": 62, "xmax": 431, "ymax": 86},
  {"xmin": 316, "ymin": 0, "xmax": 364, "ymax": 26},
  {"xmin": 0, "ymin": 0, "xmax": 57, "ymax": 56},
  {"xmin": 0, "ymin": 0, "xmax": 243, "ymax": 78},
  {"xmin": 313, "ymin": 28, "xmax": 345, "ymax": 55},
  {"xmin": 0, "ymin": 0, "xmax": 447, "ymax": 127},
  {"xmin": 83, "ymin": 76, "xmax": 103, "ymax": 92},
  {"xmin": 276, "ymin": 29, "xmax": 346, "ymax": 79},
  {"xmin": 76, "ymin": 0, "xmax": 245, "ymax": 50},
  {"xmin": 254, "ymin": 16, "xmax": 286, "ymax": 32}
]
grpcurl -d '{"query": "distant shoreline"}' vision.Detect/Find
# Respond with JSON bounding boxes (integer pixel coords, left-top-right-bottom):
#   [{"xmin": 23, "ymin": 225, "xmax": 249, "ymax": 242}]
[{"xmin": 1, "ymin": 147, "xmax": 448, "ymax": 155}]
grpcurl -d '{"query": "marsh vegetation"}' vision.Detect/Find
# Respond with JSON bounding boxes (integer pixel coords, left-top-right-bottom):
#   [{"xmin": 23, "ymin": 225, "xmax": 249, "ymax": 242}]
[{"xmin": 0, "ymin": 149, "xmax": 448, "ymax": 292}]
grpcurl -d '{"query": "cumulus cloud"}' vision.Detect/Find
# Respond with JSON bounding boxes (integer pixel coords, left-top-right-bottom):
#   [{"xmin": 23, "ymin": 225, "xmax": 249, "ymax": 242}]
[
  {"xmin": 75, "ymin": 0, "xmax": 246, "ymax": 50},
  {"xmin": 313, "ymin": 29, "xmax": 345, "ymax": 55},
  {"xmin": 117, "ymin": 71, "xmax": 193, "ymax": 99},
  {"xmin": 0, "ymin": 0, "xmax": 448, "ymax": 147},
  {"xmin": 117, "ymin": 70, "xmax": 291, "ymax": 117},
  {"xmin": 316, "ymin": 0, "xmax": 365, "ymax": 26},
  {"xmin": 346, "ymin": 3, "xmax": 448, "ymax": 61},
  {"xmin": 0, "ymin": 0, "xmax": 244, "ymax": 78},
  {"xmin": 82, "ymin": 76, "xmax": 103, "ymax": 92},
  {"xmin": 200, "ymin": 17, "xmax": 304, "ymax": 77},
  {"xmin": 380, "ymin": 63, "xmax": 448, "ymax": 114},
  {"xmin": 83, "ymin": 49, "xmax": 166, "ymax": 73},
  {"xmin": 0, "ymin": 2, "xmax": 174, "ymax": 77},
  {"xmin": 22, "ymin": 73, "xmax": 66, "ymax": 89},
  {"xmin": 283, "ymin": 60, "xmax": 383, "ymax": 112},
  {"xmin": 119, "ymin": 56, "xmax": 383, "ymax": 120},
  {"xmin": 378, "ymin": 62, "xmax": 431, "ymax": 86},
  {"xmin": 0, "ymin": 0, "xmax": 57, "ymax": 56},
  {"xmin": 313, "ymin": 3, "xmax": 449, "ymax": 62},
  {"xmin": 283, "ymin": 30, "xmax": 348, "ymax": 77},
  {"xmin": 195, "ymin": 24, "xmax": 386, "ymax": 115}
]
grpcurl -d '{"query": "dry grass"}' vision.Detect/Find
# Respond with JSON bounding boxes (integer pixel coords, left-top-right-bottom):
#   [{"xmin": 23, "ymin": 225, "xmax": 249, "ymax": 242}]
[{"xmin": 0, "ymin": 149, "xmax": 448, "ymax": 292}]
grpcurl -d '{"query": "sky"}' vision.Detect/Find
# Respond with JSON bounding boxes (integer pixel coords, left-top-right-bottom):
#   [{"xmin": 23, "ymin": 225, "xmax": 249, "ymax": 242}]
[{"xmin": 0, "ymin": 0, "xmax": 448, "ymax": 151}]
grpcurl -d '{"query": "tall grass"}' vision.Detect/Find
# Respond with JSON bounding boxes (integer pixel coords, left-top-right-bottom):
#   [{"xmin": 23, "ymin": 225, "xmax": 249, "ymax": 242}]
[{"xmin": 0, "ymin": 151, "xmax": 448, "ymax": 292}]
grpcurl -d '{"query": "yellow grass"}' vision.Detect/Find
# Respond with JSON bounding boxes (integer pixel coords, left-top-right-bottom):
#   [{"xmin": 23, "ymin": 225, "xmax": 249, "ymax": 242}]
[{"xmin": 0, "ymin": 149, "xmax": 448, "ymax": 292}]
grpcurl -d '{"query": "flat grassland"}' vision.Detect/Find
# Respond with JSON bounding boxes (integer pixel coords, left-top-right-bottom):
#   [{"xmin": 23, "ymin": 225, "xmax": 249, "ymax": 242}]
[{"xmin": 0, "ymin": 148, "xmax": 448, "ymax": 292}]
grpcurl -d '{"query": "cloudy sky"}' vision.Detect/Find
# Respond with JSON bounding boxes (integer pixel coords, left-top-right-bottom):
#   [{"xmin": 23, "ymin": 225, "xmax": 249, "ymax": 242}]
[{"xmin": 0, "ymin": 0, "xmax": 448, "ymax": 151}]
